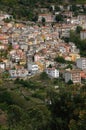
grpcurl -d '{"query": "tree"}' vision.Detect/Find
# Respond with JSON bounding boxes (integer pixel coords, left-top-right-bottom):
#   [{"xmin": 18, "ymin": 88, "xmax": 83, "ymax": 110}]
[
  {"xmin": 55, "ymin": 14, "xmax": 64, "ymax": 23},
  {"xmin": 41, "ymin": 17, "xmax": 46, "ymax": 26},
  {"xmin": 67, "ymin": 80, "xmax": 73, "ymax": 85},
  {"xmin": 70, "ymin": 5, "xmax": 77, "ymax": 12},
  {"xmin": 27, "ymin": 105, "xmax": 51, "ymax": 130},
  {"xmin": 54, "ymin": 56, "xmax": 66, "ymax": 63},
  {"xmin": 76, "ymin": 26, "xmax": 82, "ymax": 34},
  {"xmin": 7, "ymin": 105, "xmax": 23, "ymax": 128},
  {"xmin": 32, "ymin": 14, "xmax": 38, "ymax": 22},
  {"xmin": 49, "ymin": 6, "xmax": 53, "ymax": 12},
  {"xmin": 0, "ymin": 91, "xmax": 13, "ymax": 105},
  {"xmin": 48, "ymin": 64, "xmax": 52, "ymax": 68},
  {"xmin": 66, "ymin": 64, "xmax": 73, "ymax": 70},
  {"xmin": 55, "ymin": 6, "xmax": 61, "ymax": 11},
  {"xmin": 40, "ymin": 72, "xmax": 49, "ymax": 80}
]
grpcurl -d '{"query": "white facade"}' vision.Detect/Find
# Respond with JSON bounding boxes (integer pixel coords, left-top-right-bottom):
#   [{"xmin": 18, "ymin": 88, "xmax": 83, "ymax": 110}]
[
  {"xmin": 0, "ymin": 45, "xmax": 5, "ymax": 50},
  {"xmin": 45, "ymin": 68, "xmax": 59, "ymax": 78},
  {"xmin": 59, "ymin": 46, "xmax": 66, "ymax": 53},
  {"xmin": 9, "ymin": 69, "xmax": 28, "ymax": 78},
  {"xmin": 76, "ymin": 58, "xmax": 86, "ymax": 70},
  {"xmin": 0, "ymin": 63, "xmax": 5, "ymax": 69},
  {"xmin": 27, "ymin": 62, "xmax": 39, "ymax": 74}
]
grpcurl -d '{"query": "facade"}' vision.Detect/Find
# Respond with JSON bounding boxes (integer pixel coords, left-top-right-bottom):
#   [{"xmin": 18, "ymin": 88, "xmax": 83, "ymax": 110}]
[
  {"xmin": 65, "ymin": 70, "xmax": 81, "ymax": 83},
  {"xmin": 0, "ymin": 45, "xmax": 5, "ymax": 50},
  {"xmin": 9, "ymin": 69, "xmax": 28, "ymax": 78},
  {"xmin": 27, "ymin": 62, "xmax": 39, "ymax": 74},
  {"xmin": 38, "ymin": 14, "xmax": 53, "ymax": 22},
  {"xmin": 0, "ymin": 62, "xmax": 5, "ymax": 70},
  {"xmin": 76, "ymin": 58, "xmax": 86, "ymax": 70},
  {"xmin": 80, "ymin": 70, "xmax": 86, "ymax": 80},
  {"xmin": 80, "ymin": 30, "xmax": 86, "ymax": 40},
  {"xmin": 45, "ymin": 68, "xmax": 59, "ymax": 78}
]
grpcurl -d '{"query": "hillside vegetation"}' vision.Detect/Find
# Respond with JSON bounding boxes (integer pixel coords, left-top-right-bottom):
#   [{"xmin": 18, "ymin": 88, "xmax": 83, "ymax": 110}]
[
  {"xmin": 0, "ymin": 75, "xmax": 86, "ymax": 130},
  {"xmin": 0, "ymin": 0, "xmax": 86, "ymax": 20}
]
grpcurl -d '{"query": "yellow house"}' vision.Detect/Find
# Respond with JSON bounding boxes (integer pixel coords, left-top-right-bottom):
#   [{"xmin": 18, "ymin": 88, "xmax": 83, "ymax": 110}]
[
  {"xmin": 36, "ymin": 62, "xmax": 44, "ymax": 71},
  {"xmin": 69, "ymin": 53, "xmax": 80, "ymax": 61}
]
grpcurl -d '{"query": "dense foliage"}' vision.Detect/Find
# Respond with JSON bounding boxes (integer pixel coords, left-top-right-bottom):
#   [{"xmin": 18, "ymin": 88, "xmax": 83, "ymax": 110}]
[
  {"xmin": 0, "ymin": 0, "xmax": 86, "ymax": 20},
  {"xmin": 0, "ymin": 76, "xmax": 86, "ymax": 130},
  {"xmin": 69, "ymin": 27, "xmax": 86, "ymax": 56}
]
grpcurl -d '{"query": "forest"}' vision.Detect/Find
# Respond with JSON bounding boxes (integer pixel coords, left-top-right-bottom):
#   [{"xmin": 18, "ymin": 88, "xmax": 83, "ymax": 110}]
[
  {"xmin": 0, "ymin": 0, "xmax": 86, "ymax": 20},
  {"xmin": 0, "ymin": 74, "xmax": 86, "ymax": 130}
]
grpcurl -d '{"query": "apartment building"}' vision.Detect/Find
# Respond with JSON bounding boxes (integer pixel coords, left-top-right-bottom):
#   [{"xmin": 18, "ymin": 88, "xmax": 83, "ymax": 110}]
[
  {"xmin": 65, "ymin": 70, "xmax": 81, "ymax": 83},
  {"xmin": 76, "ymin": 58, "xmax": 86, "ymax": 70},
  {"xmin": 80, "ymin": 30, "xmax": 86, "ymax": 40},
  {"xmin": 9, "ymin": 69, "xmax": 28, "ymax": 78},
  {"xmin": 27, "ymin": 62, "xmax": 39, "ymax": 74},
  {"xmin": 45, "ymin": 68, "xmax": 59, "ymax": 78}
]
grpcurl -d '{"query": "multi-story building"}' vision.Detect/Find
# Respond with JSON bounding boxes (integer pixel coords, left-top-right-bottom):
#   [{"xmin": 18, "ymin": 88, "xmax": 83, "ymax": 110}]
[
  {"xmin": 0, "ymin": 62, "xmax": 5, "ymax": 70},
  {"xmin": 9, "ymin": 69, "xmax": 28, "ymax": 78},
  {"xmin": 65, "ymin": 70, "xmax": 81, "ymax": 83},
  {"xmin": 27, "ymin": 62, "xmax": 39, "ymax": 74},
  {"xmin": 45, "ymin": 68, "xmax": 59, "ymax": 78},
  {"xmin": 38, "ymin": 14, "xmax": 53, "ymax": 22},
  {"xmin": 80, "ymin": 30, "xmax": 86, "ymax": 40},
  {"xmin": 76, "ymin": 58, "xmax": 86, "ymax": 70}
]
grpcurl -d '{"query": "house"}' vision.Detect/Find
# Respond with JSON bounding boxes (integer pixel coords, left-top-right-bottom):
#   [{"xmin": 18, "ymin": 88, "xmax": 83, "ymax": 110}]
[
  {"xmin": 0, "ymin": 62, "xmax": 5, "ymax": 70},
  {"xmin": 80, "ymin": 30, "xmax": 86, "ymax": 40},
  {"xmin": 9, "ymin": 69, "xmax": 28, "ymax": 78},
  {"xmin": 64, "ymin": 70, "xmax": 81, "ymax": 84},
  {"xmin": 69, "ymin": 53, "xmax": 80, "ymax": 62},
  {"xmin": 38, "ymin": 14, "xmax": 53, "ymax": 22},
  {"xmin": 0, "ymin": 35, "xmax": 8, "ymax": 44},
  {"xmin": 69, "ymin": 42, "xmax": 79, "ymax": 53},
  {"xmin": 20, "ymin": 44, "xmax": 28, "ymax": 52},
  {"xmin": 0, "ymin": 45, "xmax": 5, "ymax": 50},
  {"xmin": 80, "ymin": 70, "xmax": 86, "ymax": 80},
  {"xmin": 76, "ymin": 58, "xmax": 86, "ymax": 70},
  {"xmin": 62, "ymin": 11, "xmax": 73, "ymax": 18},
  {"xmin": 3, "ymin": 60, "xmax": 12, "ymax": 70},
  {"xmin": 58, "ymin": 44, "xmax": 66, "ymax": 54},
  {"xmin": 45, "ymin": 67, "xmax": 59, "ymax": 78},
  {"xmin": 34, "ymin": 54, "xmax": 41, "ymax": 62},
  {"xmin": 27, "ymin": 62, "xmax": 39, "ymax": 74}
]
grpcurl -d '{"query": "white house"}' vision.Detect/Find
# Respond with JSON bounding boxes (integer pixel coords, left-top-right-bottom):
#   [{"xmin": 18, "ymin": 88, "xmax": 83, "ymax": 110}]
[
  {"xmin": 0, "ymin": 62, "xmax": 5, "ymax": 70},
  {"xmin": 0, "ymin": 45, "xmax": 5, "ymax": 50},
  {"xmin": 58, "ymin": 46, "xmax": 66, "ymax": 53},
  {"xmin": 27, "ymin": 62, "xmax": 39, "ymax": 74},
  {"xmin": 9, "ymin": 69, "xmax": 28, "ymax": 78},
  {"xmin": 45, "ymin": 68, "xmax": 59, "ymax": 78},
  {"xmin": 76, "ymin": 58, "xmax": 86, "ymax": 70}
]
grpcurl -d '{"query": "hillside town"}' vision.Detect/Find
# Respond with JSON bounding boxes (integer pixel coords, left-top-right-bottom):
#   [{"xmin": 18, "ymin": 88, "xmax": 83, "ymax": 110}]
[{"xmin": 0, "ymin": 4, "xmax": 86, "ymax": 84}]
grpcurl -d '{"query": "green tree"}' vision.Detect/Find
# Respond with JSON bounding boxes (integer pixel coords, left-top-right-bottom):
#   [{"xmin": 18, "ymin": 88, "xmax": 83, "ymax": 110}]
[
  {"xmin": 40, "ymin": 72, "xmax": 49, "ymax": 80},
  {"xmin": 54, "ymin": 56, "xmax": 66, "ymax": 63},
  {"xmin": 7, "ymin": 105, "xmax": 23, "ymax": 128},
  {"xmin": 32, "ymin": 14, "xmax": 38, "ymax": 22},
  {"xmin": 41, "ymin": 17, "xmax": 46, "ymax": 26},
  {"xmin": 76, "ymin": 26, "xmax": 82, "ymax": 34},
  {"xmin": 55, "ymin": 14, "xmax": 64, "ymax": 23},
  {"xmin": 27, "ymin": 105, "xmax": 51, "ymax": 130},
  {"xmin": 67, "ymin": 80, "xmax": 73, "ymax": 85}
]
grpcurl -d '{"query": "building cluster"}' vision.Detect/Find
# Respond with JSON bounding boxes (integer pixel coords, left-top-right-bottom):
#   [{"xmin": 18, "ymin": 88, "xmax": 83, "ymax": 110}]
[{"xmin": 0, "ymin": 9, "xmax": 86, "ymax": 84}]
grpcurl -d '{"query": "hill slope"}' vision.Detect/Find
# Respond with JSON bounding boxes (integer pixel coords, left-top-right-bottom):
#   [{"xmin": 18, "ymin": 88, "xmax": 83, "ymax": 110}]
[{"xmin": 0, "ymin": 0, "xmax": 86, "ymax": 20}]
